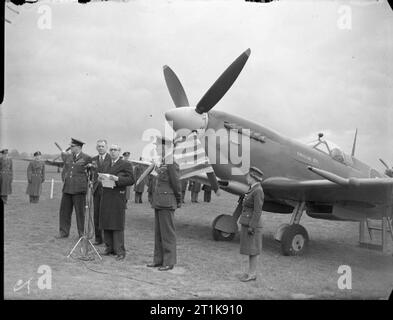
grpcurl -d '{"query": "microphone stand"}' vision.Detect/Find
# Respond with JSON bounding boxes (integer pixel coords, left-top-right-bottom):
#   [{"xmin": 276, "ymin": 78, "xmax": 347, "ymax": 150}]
[{"xmin": 67, "ymin": 166, "xmax": 102, "ymax": 261}]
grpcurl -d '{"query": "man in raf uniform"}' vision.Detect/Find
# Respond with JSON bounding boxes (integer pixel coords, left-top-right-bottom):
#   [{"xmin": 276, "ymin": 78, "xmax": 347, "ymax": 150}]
[
  {"xmin": 189, "ymin": 179, "xmax": 201, "ymax": 203},
  {"xmin": 91, "ymin": 139, "xmax": 111, "ymax": 245},
  {"xmin": 56, "ymin": 138, "xmax": 92, "ymax": 239},
  {"xmin": 26, "ymin": 151, "xmax": 45, "ymax": 203},
  {"xmin": 147, "ymin": 137, "xmax": 182, "ymax": 271},
  {"xmin": 0, "ymin": 149, "xmax": 13, "ymax": 204},
  {"xmin": 99, "ymin": 144, "xmax": 135, "ymax": 261}
]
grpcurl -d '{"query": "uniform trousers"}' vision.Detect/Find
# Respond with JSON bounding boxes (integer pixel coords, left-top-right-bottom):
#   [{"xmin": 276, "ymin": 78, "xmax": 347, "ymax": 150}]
[
  {"xmin": 154, "ymin": 209, "xmax": 176, "ymax": 266},
  {"xmin": 135, "ymin": 192, "xmax": 143, "ymax": 203},
  {"xmin": 104, "ymin": 230, "xmax": 125, "ymax": 256},
  {"xmin": 203, "ymin": 190, "xmax": 211, "ymax": 202},
  {"xmin": 59, "ymin": 193, "xmax": 85, "ymax": 237},
  {"xmin": 191, "ymin": 191, "xmax": 199, "ymax": 202}
]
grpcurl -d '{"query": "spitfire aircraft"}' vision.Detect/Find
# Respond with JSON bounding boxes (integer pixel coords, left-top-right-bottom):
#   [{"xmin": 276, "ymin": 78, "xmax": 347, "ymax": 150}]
[{"xmin": 139, "ymin": 48, "xmax": 393, "ymax": 256}]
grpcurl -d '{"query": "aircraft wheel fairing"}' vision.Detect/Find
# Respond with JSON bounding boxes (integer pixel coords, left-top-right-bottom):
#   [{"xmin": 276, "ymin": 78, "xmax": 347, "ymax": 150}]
[
  {"xmin": 212, "ymin": 214, "xmax": 237, "ymax": 241},
  {"xmin": 280, "ymin": 224, "xmax": 309, "ymax": 256}
]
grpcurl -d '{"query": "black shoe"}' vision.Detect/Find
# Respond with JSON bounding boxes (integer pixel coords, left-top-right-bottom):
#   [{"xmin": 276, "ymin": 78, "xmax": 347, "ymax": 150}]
[
  {"xmin": 147, "ymin": 263, "xmax": 162, "ymax": 268},
  {"xmin": 116, "ymin": 254, "xmax": 125, "ymax": 261},
  {"xmin": 93, "ymin": 241, "xmax": 103, "ymax": 245},
  {"xmin": 55, "ymin": 234, "xmax": 68, "ymax": 239},
  {"xmin": 102, "ymin": 249, "xmax": 114, "ymax": 256},
  {"xmin": 158, "ymin": 265, "xmax": 174, "ymax": 271}
]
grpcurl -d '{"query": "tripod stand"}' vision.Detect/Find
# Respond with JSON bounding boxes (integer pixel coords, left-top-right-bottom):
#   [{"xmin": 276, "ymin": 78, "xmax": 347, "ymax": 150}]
[{"xmin": 67, "ymin": 168, "xmax": 102, "ymax": 261}]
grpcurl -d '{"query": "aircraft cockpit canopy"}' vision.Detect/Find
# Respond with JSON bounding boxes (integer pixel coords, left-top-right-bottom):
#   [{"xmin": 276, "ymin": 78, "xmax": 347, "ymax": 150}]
[{"xmin": 308, "ymin": 137, "xmax": 353, "ymax": 166}]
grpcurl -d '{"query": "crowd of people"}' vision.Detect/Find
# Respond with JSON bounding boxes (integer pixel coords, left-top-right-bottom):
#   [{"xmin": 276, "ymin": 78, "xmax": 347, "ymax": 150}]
[{"xmin": 11, "ymin": 136, "xmax": 383, "ymax": 281}]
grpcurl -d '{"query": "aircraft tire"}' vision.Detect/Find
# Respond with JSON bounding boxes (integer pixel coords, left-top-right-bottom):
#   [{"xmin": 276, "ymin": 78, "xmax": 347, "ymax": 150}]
[
  {"xmin": 280, "ymin": 224, "xmax": 309, "ymax": 256},
  {"xmin": 212, "ymin": 215, "xmax": 236, "ymax": 241}
]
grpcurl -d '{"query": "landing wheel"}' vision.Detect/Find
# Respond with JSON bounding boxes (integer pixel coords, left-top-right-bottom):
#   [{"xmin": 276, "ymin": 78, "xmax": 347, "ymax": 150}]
[
  {"xmin": 212, "ymin": 214, "xmax": 236, "ymax": 241},
  {"xmin": 280, "ymin": 224, "xmax": 309, "ymax": 256}
]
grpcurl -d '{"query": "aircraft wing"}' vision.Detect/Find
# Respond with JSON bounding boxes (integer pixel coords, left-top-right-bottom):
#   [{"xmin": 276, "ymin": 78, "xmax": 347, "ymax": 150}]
[{"xmin": 260, "ymin": 167, "xmax": 393, "ymax": 220}]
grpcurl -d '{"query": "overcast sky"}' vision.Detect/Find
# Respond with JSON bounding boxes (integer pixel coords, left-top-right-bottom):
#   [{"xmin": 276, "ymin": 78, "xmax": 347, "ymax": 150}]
[{"xmin": 2, "ymin": 0, "xmax": 392, "ymax": 169}]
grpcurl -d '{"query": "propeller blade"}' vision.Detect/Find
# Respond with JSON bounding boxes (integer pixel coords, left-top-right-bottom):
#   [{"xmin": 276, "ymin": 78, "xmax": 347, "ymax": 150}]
[
  {"xmin": 195, "ymin": 48, "xmax": 251, "ymax": 114},
  {"xmin": 379, "ymin": 158, "xmax": 390, "ymax": 170},
  {"xmin": 163, "ymin": 65, "xmax": 190, "ymax": 108}
]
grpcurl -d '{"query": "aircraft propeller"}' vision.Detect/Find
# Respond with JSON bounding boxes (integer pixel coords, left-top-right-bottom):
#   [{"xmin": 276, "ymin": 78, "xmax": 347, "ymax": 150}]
[
  {"xmin": 195, "ymin": 48, "xmax": 251, "ymax": 114},
  {"xmin": 164, "ymin": 49, "xmax": 251, "ymax": 135},
  {"xmin": 163, "ymin": 66, "xmax": 189, "ymax": 108}
]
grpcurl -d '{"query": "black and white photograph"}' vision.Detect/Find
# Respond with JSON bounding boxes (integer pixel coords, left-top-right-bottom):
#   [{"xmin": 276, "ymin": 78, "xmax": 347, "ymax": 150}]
[{"xmin": 2, "ymin": 0, "xmax": 393, "ymax": 302}]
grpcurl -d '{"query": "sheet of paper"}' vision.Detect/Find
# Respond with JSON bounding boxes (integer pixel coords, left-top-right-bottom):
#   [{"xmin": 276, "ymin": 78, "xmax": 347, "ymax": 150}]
[{"xmin": 98, "ymin": 173, "xmax": 116, "ymax": 189}]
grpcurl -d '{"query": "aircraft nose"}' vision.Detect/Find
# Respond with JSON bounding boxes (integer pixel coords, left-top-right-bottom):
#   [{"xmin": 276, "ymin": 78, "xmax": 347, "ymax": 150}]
[{"xmin": 165, "ymin": 107, "xmax": 207, "ymax": 136}]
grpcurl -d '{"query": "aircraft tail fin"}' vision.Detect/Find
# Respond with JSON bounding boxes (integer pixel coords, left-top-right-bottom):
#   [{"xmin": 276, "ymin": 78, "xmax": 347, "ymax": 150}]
[{"xmin": 351, "ymin": 128, "xmax": 358, "ymax": 157}]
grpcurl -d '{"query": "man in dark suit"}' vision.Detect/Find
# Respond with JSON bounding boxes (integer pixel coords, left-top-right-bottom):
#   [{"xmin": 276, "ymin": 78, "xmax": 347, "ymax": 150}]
[
  {"xmin": 147, "ymin": 137, "xmax": 181, "ymax": 271},
  {"xmin": 91, "ymin": 139, "xmax": 111, "ymax": 245},
  {"xmin": 56, "ymin": 138, "xmax": 92, "ymax": 239},
  {"xmin": 99, "ymin": 144, "xmax": 135, "ymax": 261}
]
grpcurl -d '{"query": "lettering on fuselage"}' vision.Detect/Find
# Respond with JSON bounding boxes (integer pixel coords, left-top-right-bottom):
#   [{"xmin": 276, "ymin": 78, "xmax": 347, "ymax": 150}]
[{"xmin": 296, "ymin": 151, "xmax": 319, "ymax": 166}]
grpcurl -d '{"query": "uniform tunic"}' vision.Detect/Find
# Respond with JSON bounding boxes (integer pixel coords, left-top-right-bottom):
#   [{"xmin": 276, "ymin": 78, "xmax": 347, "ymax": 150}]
[
  {"xmin": 238, "ymin": 182, "xmax": 264, "ymax": 256},
  {"xmin": 26, "ymin": 160, "xmax": 45, "ymax": 196},
  {"xmin": 0, "ymin": 158, "xmax": 13, "ymax": 196},
  {"xmin": 58, "ymin": 151, "xmax": 92, "ymax": 237},
  {"xmin": 151, "ymin": 162, "xmax": 181, "ymax": 266}
]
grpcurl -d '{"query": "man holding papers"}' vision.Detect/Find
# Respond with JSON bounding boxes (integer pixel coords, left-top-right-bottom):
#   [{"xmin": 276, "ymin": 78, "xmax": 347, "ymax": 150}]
[{"xmin": 99, "ymin": 144, "xmax": 135, "ymax": 261}]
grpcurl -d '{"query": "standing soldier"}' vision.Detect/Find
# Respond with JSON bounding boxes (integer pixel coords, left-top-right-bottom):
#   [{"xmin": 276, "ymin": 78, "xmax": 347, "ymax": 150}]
[
  {"xmin": 202, "ymin": 184, "xmax": 212, "ymax": 203},
  {"xmin": 122, "ymin": 152, "xmax": 132, "ymax": 206},
  {"xmin": 99, "ymin": 144, "xmax": 135, "ymax": 261},
  {"xmin": 0, "ymin": 149, "xmax": 13, "ymax": 204},
  {"xmin": 134, "ymin": 159, "xmax": 146, "ymax": 203},
  {"xmin": 147, "ymin": 137, "xmax": 181, "ymax": 271},
  {"xmin": 238, "ymin": 167, "xmax": 265, "ymax": 282},
  {"xmin": 181, "ymin": 179, "xmax": 188, "ymax": 203},
  {"xmin": 190, "ymin": 179, "xmax": 201, "ymax": 203},
  {"xmin": 91, "ymin": 139, "xmax": 111, "ymax": 245},
  {"xmin": 26, "ymin": 151, "xmax": 45, "ymax": 203},
  {"xmin": 56, "ymin": 138, "xmax": 92, "ymax": 239}
]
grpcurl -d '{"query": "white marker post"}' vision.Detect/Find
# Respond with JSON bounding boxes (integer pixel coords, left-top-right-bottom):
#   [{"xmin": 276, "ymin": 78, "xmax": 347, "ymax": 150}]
[{"xmin": 50, "ymin": 178, "xmax": 54, "ymax": 199}]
